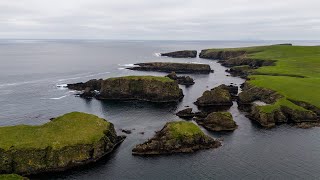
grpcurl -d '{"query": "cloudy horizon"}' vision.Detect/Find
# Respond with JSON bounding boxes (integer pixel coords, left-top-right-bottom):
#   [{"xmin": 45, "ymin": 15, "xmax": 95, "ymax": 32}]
[{"xmin": 0, "ymin": 0, "xmax": 319, "ymax": 40}]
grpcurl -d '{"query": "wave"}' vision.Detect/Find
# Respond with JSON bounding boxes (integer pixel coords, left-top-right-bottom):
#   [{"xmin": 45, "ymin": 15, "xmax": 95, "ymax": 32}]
[
  {"xmin": 154, "ymin": 53, "xmax": 161, "ymax": 57},
  {"xmin": 57, "ymin": 72, "xmax": 110, "ymax": 82},
  {"xmin": 56, "ymin": 84, "xmax": 68, "ymax": 88},
  {"xmin": 189, "ymin": 61, "xmax": 205, "ymax": 64},
  {"xmin": 118, "ymin": 67, "xmax": 126, "ymax": 70},
  {"xmin": 0, "ymin": 79, "xmax": 45, "ymax": 88},
  {"xmin": 118, "ymin": 64, "xmax": 135, "ymax": 67}
]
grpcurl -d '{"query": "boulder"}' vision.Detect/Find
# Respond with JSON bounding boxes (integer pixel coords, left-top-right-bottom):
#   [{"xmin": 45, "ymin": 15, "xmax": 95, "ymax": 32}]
[
  {"xmin": 196, "ymin": 112, "xmax": 237, "ymax": 131},
  {"xmin": 166, "ymin": 72, "xmax": 195, "ymax": 86},
  {"xmin": 195, "ymin": 85, "xmax": 233, "ymax": 107},
  {"xmin": 176, "ymin": 108, "xmax": 195, "ymax": 119},
  {"xmin": 161, "ymin": 50, "xmax": 197, "ymax": 58},
  {"xmin": 127, "ymin": 62, "xmax": 213, "ymax": 74},
  {"xmin": 132, "ymin": 121, "xmax": 221, "ymax": 155},
  {"xmin": 0, "ymin": 112, "xmax": 125, "ymax": 175},
  {"xmin": 97, "ymin": 76, "xmax": 184, "ymax": 102}
]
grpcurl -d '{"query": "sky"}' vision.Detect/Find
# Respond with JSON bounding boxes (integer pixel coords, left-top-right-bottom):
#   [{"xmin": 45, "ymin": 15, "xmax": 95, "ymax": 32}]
[{"xmin": 0, "ymin": 0, "xmax": 319, "ymax": 40}]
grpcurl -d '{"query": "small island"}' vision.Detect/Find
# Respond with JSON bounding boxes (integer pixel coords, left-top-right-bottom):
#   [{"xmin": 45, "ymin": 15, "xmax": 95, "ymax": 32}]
[
  {"xmin": 0, "ymin": 112, "xmax": 125, "ymax": 175},
  {"xmin": 132, "ymin": 121, "xmax": 221, "ymax": 155},
  {"xmin": 127, "ymin": 62, "xmax": 213, "ymax": 74},
  {"xmin": 196, "ymin": 112, "xmax": 238, "ymax": 131},
  {"xmin": 161, "ymin": 50, "xmax": 197, "ymax": 58},
  {"xmin": 68, "ymin": 76, "xmax": 184, "ymax": 102},
  {"xmin": 195, "ymin": 85, "xmax": 233, "ymax": 107}
]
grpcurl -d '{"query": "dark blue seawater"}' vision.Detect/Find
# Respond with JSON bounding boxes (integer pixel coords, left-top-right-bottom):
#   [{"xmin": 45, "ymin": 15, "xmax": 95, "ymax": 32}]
[{"xmin": 0, "ymin": 40, "xmax": 320, "ymax": 179}]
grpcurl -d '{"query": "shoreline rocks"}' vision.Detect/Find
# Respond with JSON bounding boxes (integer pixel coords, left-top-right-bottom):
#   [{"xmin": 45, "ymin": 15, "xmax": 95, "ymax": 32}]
[
  {"xmin": 166, "ymin": 72, "xmax": 195, "ymax": 86},
  {"xmin": 0, "ymin": 112, "xmax": 125, "ymax": 175},
  {"xmin": 195, "ymin": 85, "xmax": 233, "ymax": 107},
  {"xmin": 161, "ymin": 50, "xmax": 197, "ymax": 58},
  {"xmin": 176, "ymin": 108, "xmax": 195, "ymax": 119},
  {"xmin": 132, "ymin": 121, "xmax": 221, "ymax": 155},
  {"xmin": 196, "ymin": 112, "xmax": 237, "ymax": 132},
  {"xmin": 127, "ymin": 62, "xmax": 213, "ymax": 74}
]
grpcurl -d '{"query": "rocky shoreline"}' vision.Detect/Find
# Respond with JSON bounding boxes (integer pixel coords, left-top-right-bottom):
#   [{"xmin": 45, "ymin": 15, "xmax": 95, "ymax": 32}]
[
  {"xmin": 127, "ymin": 62, "xmax": 213, "ymax": 74},
  {"xmin": 161, "ymin": 50, "xmax": 197, "ymax": 58}
]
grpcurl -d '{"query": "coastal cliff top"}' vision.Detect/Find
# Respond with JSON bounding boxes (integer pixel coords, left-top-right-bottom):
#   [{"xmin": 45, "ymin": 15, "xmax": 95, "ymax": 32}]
[
  {"xmin": 202, "ymin": 45, "xmax": 320, "ymax": 111},
  {"xmin": 166, "ymin": 121, "xmax": 205, "ymax": 140},
  {"xmin": 0, "ymin": 112, "xmax": 111, "ymax": 150}
]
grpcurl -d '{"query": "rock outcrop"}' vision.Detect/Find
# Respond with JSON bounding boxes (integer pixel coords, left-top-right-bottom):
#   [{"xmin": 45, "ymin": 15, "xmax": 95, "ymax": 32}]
[
  {"xmin": 195, "ymin": 85, "xmax": 233, "ymax": 107},
  {"xmin": 166, "ymin": 72, "xmax": 195, "ymax": 86},
  {"xmin": 0, "ymin": 112, "xmax": 125, "ymax": 175},
  {"xmin": 127, "ymin": 62, "xmax": 213, "ymax": 74},
  {"xmin": 132, "ymin": 121, "xmax": 221, "ymax": 155},
  {"xmin": 67, "ymin": 79, "xmax": 102, "ymax": 91},
  {"xmin": 161, "ymin": 50, "xmax": 197, "ymax": 58},
  {"xmin": 97, "ymin": 76, "xmax": 184, "ymax": 102},
  {"xmin": 176, "ymin": 108, "xmax": 195, "ymax": 119},
  {"xmin": 196, "ymin": 112, "xmax": 237, "ymax": 131}
]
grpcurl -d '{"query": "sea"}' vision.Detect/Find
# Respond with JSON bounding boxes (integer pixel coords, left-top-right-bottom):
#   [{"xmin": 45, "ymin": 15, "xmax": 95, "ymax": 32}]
[{"xmin": 0, "ymin": 40, "xmax": 319, "ymax": 179}]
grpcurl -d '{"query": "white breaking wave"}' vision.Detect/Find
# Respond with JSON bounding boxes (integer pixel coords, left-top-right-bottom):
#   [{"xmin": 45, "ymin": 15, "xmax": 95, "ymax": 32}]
[
  {"xmin": 56, "ymin": 84, "xmax": 68, "ymax": 88},
  {"xmin": 118, "ymin": 64, "xmax": 135, "ymax": 67},
  {"xmin": 57, "ymin": 72, "xmax": 110, "ymax": 82},
  {"xmin": 189, "ymin": 62, "xmax": 205, "ymax": 64},
  {"xmin": 49, "ymin": 95, "xmax": 69, "ymax": 100},
  {"xmin": 154, "ymin": 53, "xmax": 161, "ymax": 57},
  {"xmin": 118, "ymin": 67, "xmax": 126, "ymax": 70}
]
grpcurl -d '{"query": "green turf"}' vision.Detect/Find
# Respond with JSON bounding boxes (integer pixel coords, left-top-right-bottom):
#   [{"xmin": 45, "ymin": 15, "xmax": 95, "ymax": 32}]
[
  {"xmin": 0, "ymin": 174, "xmax": 26, "ymax": 180},
  {"xmin": 208, "ymin": 45, "xmax": 320, "ymax": 111},
  {"xmin": 108, "ymin": 76, "xmax": 173, "ymax": 82},
  {"xmin": 167, "ymin": 121, "xmax": 204, "ymax": 139},
  {"xmin": 0, "ymin": 112, "xmax": 110, "ymax": 150}
]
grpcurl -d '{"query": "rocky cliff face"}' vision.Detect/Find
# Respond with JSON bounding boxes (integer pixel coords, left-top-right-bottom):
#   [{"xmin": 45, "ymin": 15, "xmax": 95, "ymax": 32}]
[
  {"xmin": 97, "ymin": 76, "xmax": 184, "ymax": 102},
  {"xmin": 195, "ymin": 85, "xmax": 233, "ymax": 107},
  {"xmin": 127, "ymin": 62, "xmax": 213, "ymax": 74},
  {"xmin": 0, "ymin": 112, "xmax": 125, "ymax": 175},
  {"xmin": 161, "ymin": 50, "xmax": 197, "ymax": 58},
  {"xmin": 196, "ymin": 112, "xmax": 237, "ymax": 131}
]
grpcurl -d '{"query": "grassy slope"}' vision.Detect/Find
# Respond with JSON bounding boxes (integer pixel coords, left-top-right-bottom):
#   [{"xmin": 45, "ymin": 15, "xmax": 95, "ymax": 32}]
[
  {"xmin": 0, "ymin": 112, "xmax": 110, "ymax": 150},
  {"xmin": 207, "ymin": 45, "xmax": 320, "ymax": 111},
  {"xmin": 108, "ymin": 76, "xmax": 174, "ymax": 82},
  {"xmin": 167, "ymin": 121, "xmax": 205, "ymax": 140},
  {"xmin": 0, "ymin": 174, "xmax": 26, "ymax": 180}
]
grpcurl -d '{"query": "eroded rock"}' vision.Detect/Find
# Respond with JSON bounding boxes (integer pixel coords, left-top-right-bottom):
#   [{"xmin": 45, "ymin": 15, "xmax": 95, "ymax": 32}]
[
  {"xmin": 166, "ymin": 72, "xmax": 195, "ymax": 86},
  {"xmin": 195, "ymin": 85, "xmax": 233, "ymax": 107},
  {"xmin": 196, "ymin": 112, "xmax": 237, "ymax": 131},
  {"xmin": 161, "ymin": 50, "xmax": 197, "ymax": 58}
]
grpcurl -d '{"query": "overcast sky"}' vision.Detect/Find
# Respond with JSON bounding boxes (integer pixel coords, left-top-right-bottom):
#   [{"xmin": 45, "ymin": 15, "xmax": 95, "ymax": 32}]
[{"xmin": 0, "ymin": 0, "xmax": 319, "ymax": 40}]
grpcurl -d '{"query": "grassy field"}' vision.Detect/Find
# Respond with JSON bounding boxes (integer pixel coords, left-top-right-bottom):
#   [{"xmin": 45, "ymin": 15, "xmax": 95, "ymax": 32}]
[
  {"xmin": 0, "ymin": 174, "xmax": 26, "ymax": 180},
  {"xmin": 208, "ymin": 45, "xmax": 320, "ymax": 111},
  {"xmin": 0, "ymin": 112, "xmax": 110, "ymax": 150}
]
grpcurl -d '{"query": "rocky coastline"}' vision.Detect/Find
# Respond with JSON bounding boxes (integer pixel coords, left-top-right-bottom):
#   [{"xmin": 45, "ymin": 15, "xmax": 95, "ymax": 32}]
[
  {"xmin": 161, "ymin": 50, "xmax": 197, "ymax": 58},
  {"xmin": 127, "ymin": 62, "xmax": 213, "ymax": 74}
]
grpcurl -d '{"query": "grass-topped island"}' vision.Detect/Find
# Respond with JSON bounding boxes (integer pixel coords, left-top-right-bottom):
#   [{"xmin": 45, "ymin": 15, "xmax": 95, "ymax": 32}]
[
  {"xmin": 132, "ymin": 121, "xmax": 221, "ymax": 155},
  {"xmin": 0, "ymin": 112, "xmax": 125, "ymax": 175},
  {"xmin": 200, "ymin": 45, "xmax": 320, "ymax": 128}
]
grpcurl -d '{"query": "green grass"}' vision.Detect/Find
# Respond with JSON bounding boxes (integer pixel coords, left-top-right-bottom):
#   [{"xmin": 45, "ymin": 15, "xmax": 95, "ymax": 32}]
[
  {"xmin": 108, "ymin": 76, "xmax": 173, "ymax": 82},
  {"xmin": 0, "ymin": 174, "xmax": 26, "ymax": 180},
  {"xmin": 0, "ymin": 112, "xmax": 110, "ymax": 150},
  {"xmin": 167, "ymin": 121, "xmax": 204, "ymax": 139},
  {"xmin": 207, "ymin": 45, "xmax": 320, "ymax": 111}
]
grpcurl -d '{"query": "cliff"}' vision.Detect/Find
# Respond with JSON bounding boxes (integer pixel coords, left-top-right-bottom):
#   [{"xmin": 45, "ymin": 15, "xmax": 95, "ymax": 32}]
[{"xmin": 0, "ymin": 112, "xmax": 125, "ymax": 175}]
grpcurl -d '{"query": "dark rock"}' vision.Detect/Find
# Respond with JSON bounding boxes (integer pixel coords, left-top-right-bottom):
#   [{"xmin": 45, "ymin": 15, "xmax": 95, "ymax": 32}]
[
  {"xmin": 166, "ymin": 72, "xmax": 195, "ymax": 86},
  {"xmin": 176, "ymin": 108, "xmax": 195, "ymax": 119},
  {"xmin": 67, "ymin": 79, "xmax": 102, "ymax": 91},
  {"xmin": 139, "ymin": 132, "xmax": 145, "ymax": 135},
  {"xmin": 199, "ymin": 50, "xmax": 247, "ymax": 60},
  {"xmin": 195, "ymin": 85, "xmax": 233, "ymax": 107},
  {"xmin": 127, "ymin": 62, "xmax": 212, "ymax": 74},
  {"xmin": 121, "ymin": 129, "xmax": 132, "ymax": 134},
  {"xmin": 79, "ymin": 87, "xmax": 95, "ymax": 98},
  {"xmin": 161, "ymin": 50, "xmax": 197, "ymax": 58},
  {"xmin": 132, "ymin": 121, "xmax": 221, "ymax": 155},
  {"xmin": 226, "ymin": 65, "xmax": 254, "ymax": 78},
  {"xmin": 196, "ymin": 112, "xmax": 238, "ymax": 131}
]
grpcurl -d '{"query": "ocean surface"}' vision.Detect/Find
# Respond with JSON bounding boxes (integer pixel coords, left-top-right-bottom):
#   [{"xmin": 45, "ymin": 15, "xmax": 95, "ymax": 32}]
[{"xmin": 0, "ymin": 40, "xmax": 320, "ymax": 179}]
